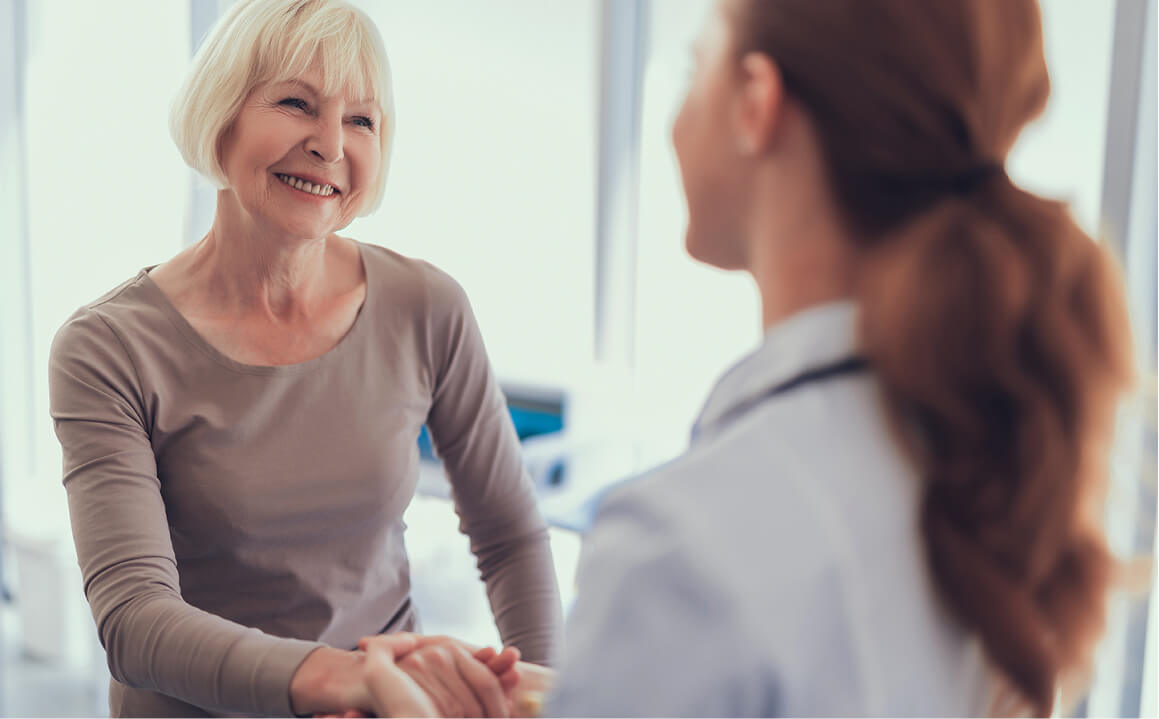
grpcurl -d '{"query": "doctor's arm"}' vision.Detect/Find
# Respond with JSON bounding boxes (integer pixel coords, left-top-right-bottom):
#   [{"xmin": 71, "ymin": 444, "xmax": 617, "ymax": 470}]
[{"xmin": 546, "ymin": 484, "xmax": 772, "ymax": 717}]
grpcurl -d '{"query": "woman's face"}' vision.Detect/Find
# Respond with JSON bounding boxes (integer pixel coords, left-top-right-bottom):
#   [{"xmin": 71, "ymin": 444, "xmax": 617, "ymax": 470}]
[
  {"xmin": 219, "ymin": 66, "xmax": 382, "ymax": 240},
  {"xmin": 672, "ymin": 0, "xmax": 750, "ymax": 270}
]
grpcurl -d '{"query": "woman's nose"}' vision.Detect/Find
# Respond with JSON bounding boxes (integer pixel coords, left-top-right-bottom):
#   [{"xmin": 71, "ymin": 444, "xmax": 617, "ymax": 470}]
[{"xmin": 305, "ymin": 116, "xmax": 344, "ymax": 163}]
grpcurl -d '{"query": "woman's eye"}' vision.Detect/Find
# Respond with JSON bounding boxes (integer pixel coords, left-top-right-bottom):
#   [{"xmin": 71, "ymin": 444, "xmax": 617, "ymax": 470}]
[
  {"xmin": 353, "ymin": 116, "xmax": 375, "ymax": 130},
  {"xmin": 280, "ymin": 98, "xmax": 309, "ymax": 111}
]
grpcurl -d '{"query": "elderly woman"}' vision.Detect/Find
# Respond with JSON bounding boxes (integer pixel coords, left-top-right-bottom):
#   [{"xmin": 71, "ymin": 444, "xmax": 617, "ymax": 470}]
[{"xmin": 47, "ymin": 0, "xmax": 561, "ymax": 716}]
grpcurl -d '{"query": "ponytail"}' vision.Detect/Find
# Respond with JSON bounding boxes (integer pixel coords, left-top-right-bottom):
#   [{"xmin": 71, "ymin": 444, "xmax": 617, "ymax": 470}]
[{"xmin": 858, "ymin": 178, "xmax": 1133, "ymax": 715}]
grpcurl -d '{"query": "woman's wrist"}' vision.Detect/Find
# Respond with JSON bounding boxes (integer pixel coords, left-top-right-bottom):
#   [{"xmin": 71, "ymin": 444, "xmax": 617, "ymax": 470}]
[{"xmin": 289, "ymin": 646, "xmax": 369, "ymax": 716}]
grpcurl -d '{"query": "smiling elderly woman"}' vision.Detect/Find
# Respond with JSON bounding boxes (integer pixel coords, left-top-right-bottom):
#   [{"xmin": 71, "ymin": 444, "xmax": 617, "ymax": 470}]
[{"xmin": 47, "ymin": 0, "xmax": 561, "ymax": 716}]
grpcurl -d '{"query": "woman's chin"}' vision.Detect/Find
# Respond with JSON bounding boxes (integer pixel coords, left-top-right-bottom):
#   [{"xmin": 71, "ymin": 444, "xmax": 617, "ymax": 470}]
[{"xmin": 265, "ymin": 215, "xmax": 341, "ymax": 242}]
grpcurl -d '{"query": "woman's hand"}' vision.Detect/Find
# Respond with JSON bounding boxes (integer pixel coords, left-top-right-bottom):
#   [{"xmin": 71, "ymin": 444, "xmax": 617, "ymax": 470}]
[
  {"xmin": 361, "ymin": 634, "xmax": 439, "ymax": 718},
  {"xmin": 289, "ymin": 646, "xmax": 375, "ymax": 716},
  {"xmin": 359, "ymin": 634, "xmax": 514, "ymax": 717}
]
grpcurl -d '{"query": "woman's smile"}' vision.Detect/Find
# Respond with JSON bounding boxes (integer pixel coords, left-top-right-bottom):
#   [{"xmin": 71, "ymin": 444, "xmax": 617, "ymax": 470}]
[{"xmin": 273, "ymin": 172, "xmax": 340, "ymax": 199}]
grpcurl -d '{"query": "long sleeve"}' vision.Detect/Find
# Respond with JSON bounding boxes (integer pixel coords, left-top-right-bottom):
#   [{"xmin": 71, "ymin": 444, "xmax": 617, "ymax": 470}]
[
  {"xmin": 422, "ymin": 268, "xmax": 563, "ymax": 666},
  {"xmin": 49, "ymin": 309, "xmax": 321, "ymax": 716}
]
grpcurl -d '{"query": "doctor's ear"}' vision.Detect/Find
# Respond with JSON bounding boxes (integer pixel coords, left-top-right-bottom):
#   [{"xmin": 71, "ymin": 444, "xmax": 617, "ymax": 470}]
[{"xmin": 731, "ymin": 52, "xmax": 786, "ymax": 156}]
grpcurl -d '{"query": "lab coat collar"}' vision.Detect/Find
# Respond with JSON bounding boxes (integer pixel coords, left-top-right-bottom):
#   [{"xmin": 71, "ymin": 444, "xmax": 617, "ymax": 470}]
[{"xmin": 691, "ymin": 300, "xmax": 861, "ymax": 442}]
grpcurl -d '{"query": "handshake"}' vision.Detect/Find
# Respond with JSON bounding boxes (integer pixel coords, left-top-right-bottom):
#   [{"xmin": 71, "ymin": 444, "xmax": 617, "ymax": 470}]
[{"xmin": 292, "ymin": 634, "xmax": 556, "ymax": 718}]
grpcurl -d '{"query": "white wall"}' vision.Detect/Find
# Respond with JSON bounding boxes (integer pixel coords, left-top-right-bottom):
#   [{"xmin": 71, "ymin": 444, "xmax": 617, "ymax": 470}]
[
  {"xmin": 632, "ymin": 0, "xmax": 759, "ymax": 466},
  {"xmin": 1009, "ymin": 0, "xmax": 1117, "ymax": 235},
  {"xmin": 345, "ymin": 0, "xmax": 599, "ymax": 388}
]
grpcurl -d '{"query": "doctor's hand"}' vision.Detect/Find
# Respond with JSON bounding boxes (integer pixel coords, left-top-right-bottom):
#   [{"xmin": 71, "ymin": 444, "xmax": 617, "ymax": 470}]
[
  {"xmin": 359, "ymin": 634, "xmax": 515, "ymax": 718},
  {"xmin": 432, "ymin": 641, "xmax": 556, "ymax": 717},
  {"xmin": 497, "ymin": 659, "xmax": 556, "ymax": 718}
]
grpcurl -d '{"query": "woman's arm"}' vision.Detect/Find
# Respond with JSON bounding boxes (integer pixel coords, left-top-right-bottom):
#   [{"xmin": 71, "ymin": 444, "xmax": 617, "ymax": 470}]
[
  {"xmin": 421, "ymin": 267, "xmax": 564, "ymax": 665},
  {"xmin": 50, "ymin": 309, "xmax": 338, "ymax": 716}
]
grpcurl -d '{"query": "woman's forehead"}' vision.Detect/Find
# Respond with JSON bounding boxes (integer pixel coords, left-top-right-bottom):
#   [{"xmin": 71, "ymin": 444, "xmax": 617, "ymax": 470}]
[
  {"xmin": 261, "ymin": 69, "xmax": 378, "ymax": 106},
  {"xmin": 254, "ymin": 36, "xmax": 381, "ymax": 99}
]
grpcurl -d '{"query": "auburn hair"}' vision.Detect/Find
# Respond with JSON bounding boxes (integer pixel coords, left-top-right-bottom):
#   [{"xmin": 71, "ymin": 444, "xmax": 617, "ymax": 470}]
[{"xmin": 730, "ymin": 0, "xmax": 1135, "ymax": 714}]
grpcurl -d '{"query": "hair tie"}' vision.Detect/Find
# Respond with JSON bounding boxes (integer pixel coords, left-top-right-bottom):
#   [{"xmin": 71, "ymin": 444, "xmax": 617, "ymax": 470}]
[{"xmin": 877, "ymin": 164, "xmax": 1007, "ymax": 199}]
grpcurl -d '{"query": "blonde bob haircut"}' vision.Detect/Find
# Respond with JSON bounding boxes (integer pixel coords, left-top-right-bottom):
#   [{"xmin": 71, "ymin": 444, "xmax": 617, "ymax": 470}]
[{"xmin": 169, "ymin": 0, "xmax": 395, "ymax": 215}]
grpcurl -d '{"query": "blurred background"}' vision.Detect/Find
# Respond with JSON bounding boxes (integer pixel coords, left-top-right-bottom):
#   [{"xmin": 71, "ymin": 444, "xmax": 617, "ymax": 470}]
[{"xmin": 0, "ymin": 0, "xmax": 1155, "ymax": 715}]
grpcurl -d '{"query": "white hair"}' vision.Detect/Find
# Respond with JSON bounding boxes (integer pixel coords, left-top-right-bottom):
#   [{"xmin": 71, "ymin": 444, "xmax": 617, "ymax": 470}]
[{"xmin": 169, "ymin": 0, "xmax": 395, "ymax": 215}]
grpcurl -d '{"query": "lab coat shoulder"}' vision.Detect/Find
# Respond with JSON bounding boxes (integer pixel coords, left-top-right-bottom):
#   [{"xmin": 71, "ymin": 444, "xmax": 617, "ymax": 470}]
[{"xmin": 550, "ymin": 418, "xmax": 876, "ymax": 716}]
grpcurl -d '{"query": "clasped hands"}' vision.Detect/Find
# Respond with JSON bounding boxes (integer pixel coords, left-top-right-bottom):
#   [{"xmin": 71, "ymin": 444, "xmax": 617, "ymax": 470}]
[{"xmin": 291, "ymin": 633, "xmax": 555, "ymax": 718}]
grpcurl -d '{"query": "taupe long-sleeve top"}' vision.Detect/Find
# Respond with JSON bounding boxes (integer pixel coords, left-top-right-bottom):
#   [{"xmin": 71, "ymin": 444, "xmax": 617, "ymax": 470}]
[{"xmin": 48, "ymin": 241, "xmax": 562, "ymax": 718}]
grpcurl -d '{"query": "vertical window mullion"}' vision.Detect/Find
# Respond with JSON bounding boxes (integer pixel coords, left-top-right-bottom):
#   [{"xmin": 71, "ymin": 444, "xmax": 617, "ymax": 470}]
[
  {"xmin": 593, "ymin": 0, "xmax": 649, "ymax": 370},
  {"xmin": 1086, "ymin": 0, "xmax": 1158, "ymax": 715},
  {"xmin": 0, "ymin": 0, "xmax": 33, "ymax": 602}
]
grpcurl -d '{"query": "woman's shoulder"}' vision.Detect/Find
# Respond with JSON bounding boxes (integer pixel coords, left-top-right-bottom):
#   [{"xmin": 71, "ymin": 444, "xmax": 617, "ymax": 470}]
[
  {"xmin": 49, "ymin": 270, "xmax": 172, "ymax": 404},
  {"xmin": 53, "ymin": 270, "xmax": 161, "ymax": 351},
  {"xmin": 356, "ymin": 241, "xmax": 472, "ymax": 311}
]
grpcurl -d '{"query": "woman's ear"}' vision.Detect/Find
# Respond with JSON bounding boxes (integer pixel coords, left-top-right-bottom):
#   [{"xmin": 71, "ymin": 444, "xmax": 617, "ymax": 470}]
[{"xmin": 731, "ymin": 52, "xmax": 785, "ymax": 156}]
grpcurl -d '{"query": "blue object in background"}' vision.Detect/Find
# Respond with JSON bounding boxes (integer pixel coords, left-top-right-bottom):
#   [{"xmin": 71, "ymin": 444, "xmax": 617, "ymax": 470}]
[
  {"xmin": 417, "ymin": 425, "xmax": 436, "ymax": 460},
  {"xmin": 417, "ymin": 386, "xmax": 565, "ymax": 461}
]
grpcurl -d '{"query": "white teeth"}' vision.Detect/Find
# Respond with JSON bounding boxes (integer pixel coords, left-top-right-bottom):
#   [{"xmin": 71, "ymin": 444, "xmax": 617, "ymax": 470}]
[{"xmin": 276, "ymin": 173, "xmax": 335, "ymax": 196}]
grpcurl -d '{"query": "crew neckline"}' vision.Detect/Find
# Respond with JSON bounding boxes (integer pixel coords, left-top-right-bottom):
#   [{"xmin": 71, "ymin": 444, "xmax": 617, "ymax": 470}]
[{"xmin": 138, "ymin": 240, "xmax": 372, "ymax": 376}]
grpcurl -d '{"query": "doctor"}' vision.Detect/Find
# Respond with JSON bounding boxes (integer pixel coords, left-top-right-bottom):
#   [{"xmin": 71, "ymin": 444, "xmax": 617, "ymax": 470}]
[{"xmin": 364, "ymin": 0, "xmax": 1135, "ymax": 715}]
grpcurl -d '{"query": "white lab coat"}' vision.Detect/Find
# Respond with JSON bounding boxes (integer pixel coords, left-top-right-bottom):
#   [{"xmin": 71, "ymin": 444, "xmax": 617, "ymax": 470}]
[{"xmin": 548, "ymin": 301, "xmax": 993, "ymax": 717}]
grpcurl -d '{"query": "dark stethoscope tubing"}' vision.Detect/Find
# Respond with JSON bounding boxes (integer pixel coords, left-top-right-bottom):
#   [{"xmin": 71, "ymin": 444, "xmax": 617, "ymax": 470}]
[{"xmin": 707, "ymin": 356, "xmax": 871, "ymax": 432}]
